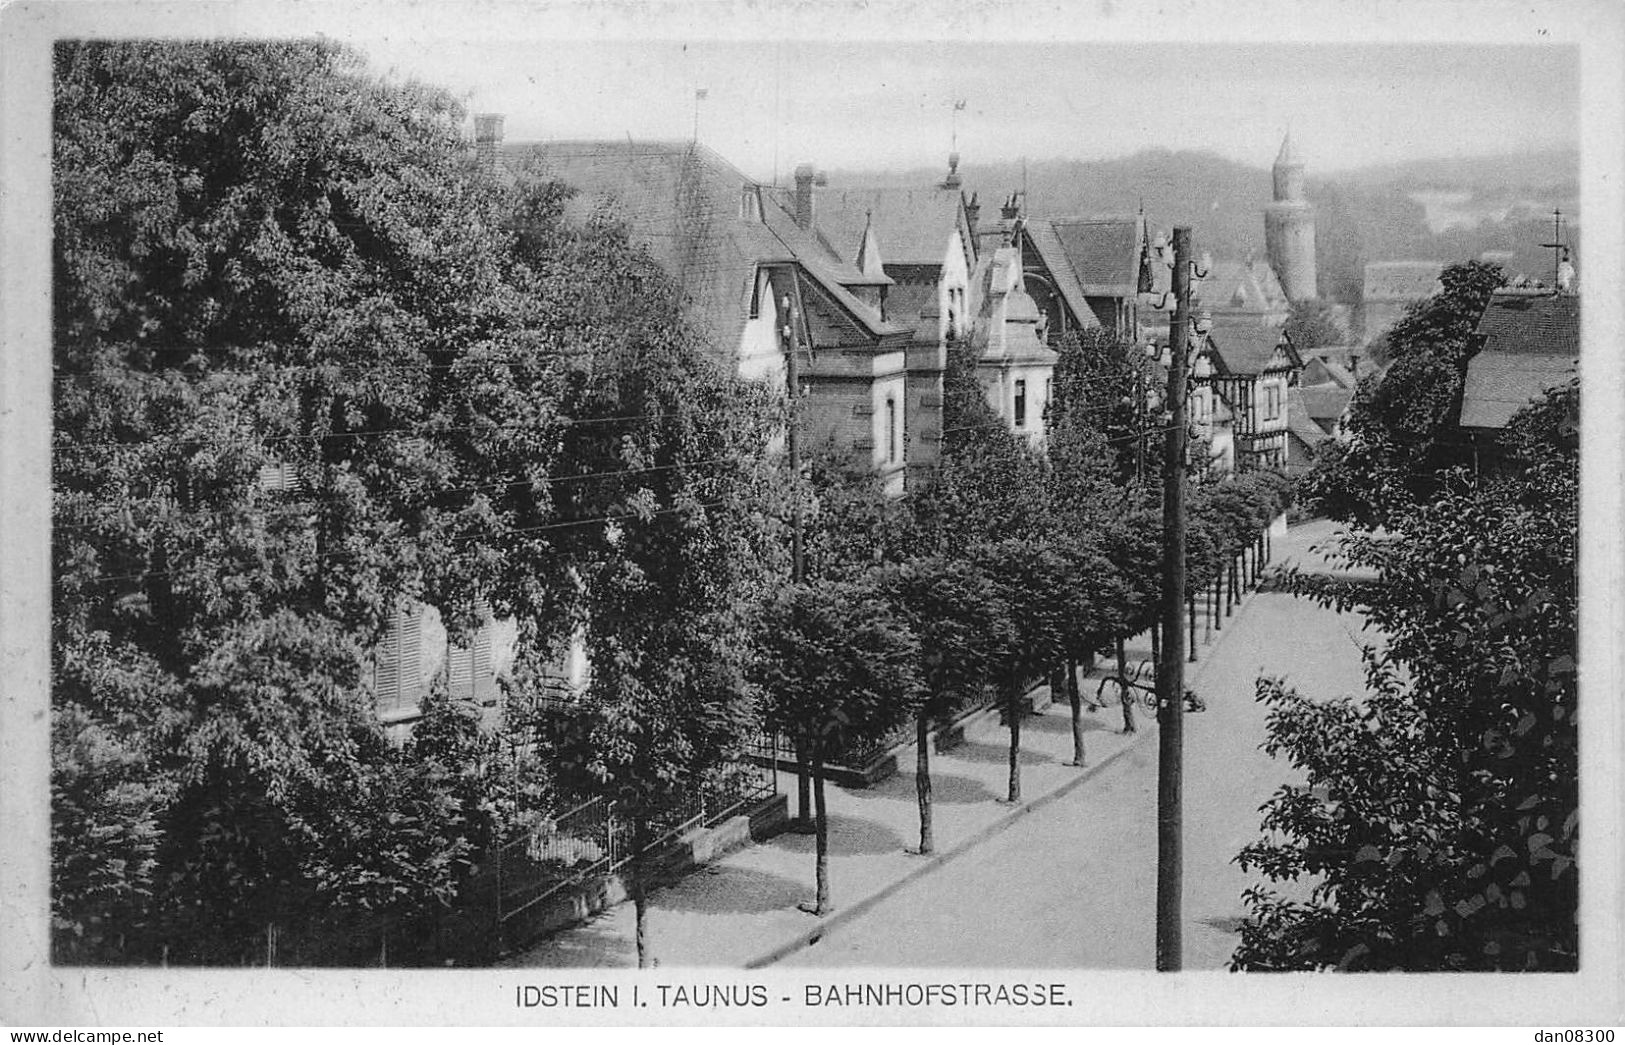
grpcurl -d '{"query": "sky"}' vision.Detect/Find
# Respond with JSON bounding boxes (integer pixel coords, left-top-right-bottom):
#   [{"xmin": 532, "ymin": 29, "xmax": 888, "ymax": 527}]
[{"xmin": 353, "ymin": 36, "xmax": 1579, "ymax": 182}]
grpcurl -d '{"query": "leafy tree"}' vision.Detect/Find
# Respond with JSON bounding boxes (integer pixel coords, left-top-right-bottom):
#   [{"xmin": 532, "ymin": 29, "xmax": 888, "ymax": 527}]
[
  {"xmin": 1283, "ymin": 299, "xmax": 1345, "ymax": 353},
  {"xmin": 49, "ymin": 39, "xmax": 733, "ymax": 963},
  {"xmin": 1050, "ymin": 327, "xmax": 1162, "ymax": 486},
  {"xmin": 753, "ymin": 579, "xmax": 921, "ymax": 914},
  {"xmin": 881, "ymin": 556, "xmax": 1013, "ymax": 853},
  {"xmin": 1302, "ymin": 261, "xmax": 1504, "ymax": 527},
  {"xmin": 971, "ymin": 537, "xmax": 1072, "ymax": 802},
  {"xmin": 1233, "ymin": 380, "xmax": 1577, "ymax": 971},
  {"xmin": 912, "ymin": 330, "xmax": 1048, "ymax": 550},
  {"xmin": 516, "ymin": 265, "xmax": 782, "ymax": 967},
  {"xmin": 1044, "ymin": 372, "xmax": 1136, "ymax": 758}
]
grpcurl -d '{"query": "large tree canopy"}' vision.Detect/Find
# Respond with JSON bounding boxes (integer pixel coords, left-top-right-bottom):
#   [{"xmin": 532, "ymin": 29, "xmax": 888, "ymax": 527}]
[
  {"xmin": 1301, "ymin": 260, "xmax": 1504, "ymax": 528},
  {"xmin": 50, "ymin": 39, "xmax": 771, "ymax": 964},
  {"xmin": 1234, "ymin": 380, "xmax": 1577, "ymax": 971}
]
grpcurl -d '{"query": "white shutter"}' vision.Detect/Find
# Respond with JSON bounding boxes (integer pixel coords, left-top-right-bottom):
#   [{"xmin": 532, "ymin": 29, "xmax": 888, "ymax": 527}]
[{"xmin": 375, "ymin": 605, "xmax": 424, "ymax": 718}]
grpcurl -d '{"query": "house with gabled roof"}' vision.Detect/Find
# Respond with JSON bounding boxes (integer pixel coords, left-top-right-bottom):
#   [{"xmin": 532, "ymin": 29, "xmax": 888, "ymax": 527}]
[
  {"xmin": 793, "ymin": 157, "xmax": 978, "ymax": 345},
  {"xmin": 1455, "ymin": 285, "xmax": 1579, "ymax": 468},
  {"xmin": 1018, "ymin": 215, "xmax": 1148, "ymax": 342},
  {"xmin": 1284, "ymin": 382, "xmax": 1354, "ymax": 475},
  {"xmin": 1196, "ymin": 319, "xmax": 1304, "ymax": 471},
  {"xmin": 512, "ymin": 139, "xmax": 931, "ymax": 496}
]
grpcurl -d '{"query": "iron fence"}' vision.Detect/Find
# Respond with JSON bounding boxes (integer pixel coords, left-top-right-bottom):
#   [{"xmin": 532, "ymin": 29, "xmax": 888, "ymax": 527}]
[
  {"xmin": 493, "ymin": 755, "xmax": 776, "ymax": 930},
  {"xmin": 754, "ymin": 684, "xmax": 1003, "ymax": 772}
]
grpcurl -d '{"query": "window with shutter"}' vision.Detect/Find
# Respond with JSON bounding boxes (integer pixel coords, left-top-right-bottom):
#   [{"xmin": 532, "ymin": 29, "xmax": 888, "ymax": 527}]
[
  {"xmin": 446, "ymin": 603, "xmax": 499, "ymax": 706},
  {"xmin": 375, "ymin": 605, "xmax": 424, "ymax": 719}
]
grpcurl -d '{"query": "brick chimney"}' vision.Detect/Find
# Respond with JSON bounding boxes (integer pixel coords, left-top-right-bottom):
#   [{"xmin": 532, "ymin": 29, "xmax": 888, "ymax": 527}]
[
  {"xmin": 794, "ymin": 163, "xmax": 818, "ymax": 230},
  {"xmin": 474, "ymin": 114, "xmax": 505, "ymax": 172},
  {"xmin": 964, "ymin": 191, "xmax": 980, "ymax": 241}
]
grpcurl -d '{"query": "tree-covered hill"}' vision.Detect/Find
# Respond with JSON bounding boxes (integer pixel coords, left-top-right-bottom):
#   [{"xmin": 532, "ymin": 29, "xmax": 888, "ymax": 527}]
[{"xmin": 827, "ymin": 147, "xmax": 1579, "ymax": 312}]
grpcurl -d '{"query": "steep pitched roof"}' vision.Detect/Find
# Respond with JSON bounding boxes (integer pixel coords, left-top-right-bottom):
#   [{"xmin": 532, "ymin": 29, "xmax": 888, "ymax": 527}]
[
  {"xmin": 1020, "ymin": 221, "xmax": 1094, "ymax": 330},
  {"xmin": 510, "ymin": 140, "xmax": 904, "ymax": 355},
  {"xmin": 1286, "ymin": 388, "xmax": 1331, "ymax": 448},
  {"xmin": 1276, "ymin": 131, "xmax": 1302, "ymax": 168},
  {"xmin": 1298, "ymin": 383, "xmax": 1353, "ymax": 424},
  {"xmin": 1198, "ymin": 257, "xmax": 1289, "ymax": 316},
  {"xmin": 809, "ymin": 186, "xmax": 968, "ymax": 269},
  {"xmin": 1460, "ymin": 290, "xmax": 1579, "ymax": 429},
  {"xmin": 1042, "ymin": 216, "xmax": 1145, "ymax": 297},
  {"xmin": 1300, "ymin": 356, "xmax": 1357, "ymax": 389},
  {"xmin": 1364, "ymin": 261, "xmax": 1444, "ymax": 303},
  {"xmin": 1207, "ymin": 320, "xmax": 1300, "ymax": 376}
]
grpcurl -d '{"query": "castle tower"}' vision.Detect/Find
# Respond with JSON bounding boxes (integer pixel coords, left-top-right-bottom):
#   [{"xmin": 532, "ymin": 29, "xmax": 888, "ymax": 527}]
[{"xmin": 1264, "ymin": 131, "xmax": 1318, "ymax": 301}]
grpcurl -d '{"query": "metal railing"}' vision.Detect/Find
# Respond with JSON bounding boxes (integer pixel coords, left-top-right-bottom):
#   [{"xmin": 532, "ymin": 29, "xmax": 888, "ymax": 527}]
[
  {"xmin": 493, "ymin": 756, "xmax": 776, "ymax": 929},
  {"xmin": 753, "ymin": 683, "xmax": 1004, "ymax": 772}
]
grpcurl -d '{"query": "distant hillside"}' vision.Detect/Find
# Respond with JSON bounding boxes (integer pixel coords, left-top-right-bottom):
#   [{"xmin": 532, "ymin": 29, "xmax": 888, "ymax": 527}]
[
  {"xmin": 1331, "ymin": 148, "xmax": 1579, "ymax": 193},
  {"xmin": 827, "ymin": 148, "xmax": 1580, "ymax": 324}
]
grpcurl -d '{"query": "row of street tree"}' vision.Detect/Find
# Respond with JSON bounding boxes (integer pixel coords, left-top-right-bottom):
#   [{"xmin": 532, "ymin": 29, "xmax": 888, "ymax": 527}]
[{"xmin": 49, "ymin": 39, "xmax": 1289, "ymax": 969}]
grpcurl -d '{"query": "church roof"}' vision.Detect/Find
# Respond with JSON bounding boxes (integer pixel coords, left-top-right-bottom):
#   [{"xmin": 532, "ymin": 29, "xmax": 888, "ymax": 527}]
[
  {"xmin": 509, "ymin": 140, "xmax": 907, "ymax": 355},
  {"xmin": 1459, "ymin": 290, "xmax": 1579, "ymax": 429}
]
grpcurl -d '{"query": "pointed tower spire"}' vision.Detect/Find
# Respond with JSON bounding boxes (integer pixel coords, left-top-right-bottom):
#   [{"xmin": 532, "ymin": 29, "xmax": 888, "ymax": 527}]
[
  {"xmin": 855, "ymin": 208, "xmax": 887, "ymax": 279},
  {"xmin": 1276, "ymin": 127, "xmax": 1300, "ymax": 167}
]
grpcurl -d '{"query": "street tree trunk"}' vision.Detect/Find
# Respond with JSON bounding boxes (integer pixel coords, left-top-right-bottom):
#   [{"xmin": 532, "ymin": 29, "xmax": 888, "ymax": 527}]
[
  {"xmin": 1006, "ymin": 676, "xmax": 1023, "ymax": 803},
  {"xmin": 915, "ymin": 713, "xmax": 934, "ymax": 854},
  {"xmin": 813, "ymin": 757, "xmax": 831, "ymax": 914},
  {"xmin": 794, "ymin": 740, "xmax": 812, "ymax": 832},
  {"xmin": 1068, "ymin": 660, "xmax": 1086, "ymax": 767},
  {"xmin": 631, "ymin": 820, "xmax": 652, "ymax": 968},
  {"xmin": 1117, "ymin": 636, "xmax": 1136, "ymax": 734}
]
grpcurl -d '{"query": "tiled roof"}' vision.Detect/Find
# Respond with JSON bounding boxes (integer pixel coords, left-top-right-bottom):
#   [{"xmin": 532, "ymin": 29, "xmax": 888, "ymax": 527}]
[
  {"xmin": 1460, "ymin": 291, "xmax": 1579, "ymax": 429},
  {"xmin": 1197, "ymin": 257, "xmax": 1288, "ymax": 315},
  {"xmin": 511, "ymin": 140, "xmax": 904, "ymax": 355},
  {"xmin": 1459, "ymin": 355, "xmax": 1576, "ymax": 429},
  {"xmin": 1045, "ymin": 217, "xmax": 1144, "ymax": 296},
  {"xmin": 1363, "ymin": 261, "xmax": 1444, "ymax": 302},
  {"xmin": 1476, "ymin": 290, "xmax": 1580, "ymax": 357},
  {"xmin": 1020, "ymin": 221, "xmax": 1095, "ymax": 331},
  {"xmin": 1298, "ymin": 383, "xmax": 1352, "ymax": 422},
  {"xmin": 1300, "ymin": 356, "xmax": 1357, "ymax": 389},
  {"xmin": 1207, "ymin": 320, "xmax": 1298, "ymax": 376},
  {"xmin": 809, "ymin": 187, "xmax": 967, "ymax": 269},
  {"xmin": 1286, "ymin": 388, "xmax": 1331, "ymax": 448}
]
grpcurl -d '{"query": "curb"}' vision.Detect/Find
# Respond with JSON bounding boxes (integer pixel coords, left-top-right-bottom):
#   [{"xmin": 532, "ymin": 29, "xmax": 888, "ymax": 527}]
[
  {"xmin": 742, "ymin": 568, "xmax": 1276, "ymax": 970},
  {"xmin": 742, "ymin": 725, "xmax": 1149, "ymax": 969}
]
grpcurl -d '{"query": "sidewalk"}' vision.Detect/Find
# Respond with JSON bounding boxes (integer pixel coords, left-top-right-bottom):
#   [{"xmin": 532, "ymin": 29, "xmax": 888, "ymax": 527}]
[{"xmin": 499, "ymin": 546, "xmax": 1281, "ymax": 970}]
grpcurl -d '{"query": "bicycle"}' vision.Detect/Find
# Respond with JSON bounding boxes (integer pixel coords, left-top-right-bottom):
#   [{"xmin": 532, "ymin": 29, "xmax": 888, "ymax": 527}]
[{"xmin": 1094, "ymin": 673, "xmax": 1206, "ymax": 713}]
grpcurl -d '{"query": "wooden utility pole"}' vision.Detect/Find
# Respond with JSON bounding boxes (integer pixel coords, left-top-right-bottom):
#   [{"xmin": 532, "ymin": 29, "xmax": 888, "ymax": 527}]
[
  {"xmin": 782, "ymin": 279, "xmax": 812, "ymax": 829},
  {"xmin": 1155, "ymin": 226, "xmax": 1192, "ymax": 972}
]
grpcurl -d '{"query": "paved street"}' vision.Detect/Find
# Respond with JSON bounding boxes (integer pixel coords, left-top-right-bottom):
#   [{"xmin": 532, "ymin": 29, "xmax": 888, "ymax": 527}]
[
  {"xmin": 779, "ymin": 518, "xmax": 1374, "ymax": 969},
  {"xmin": 504, "ymin": 520, "xmax": 1377, "ymax": 970}
]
